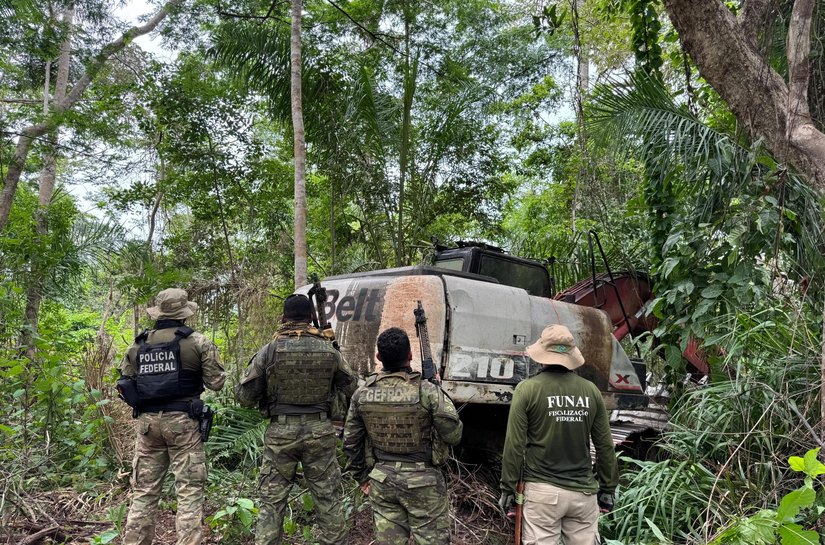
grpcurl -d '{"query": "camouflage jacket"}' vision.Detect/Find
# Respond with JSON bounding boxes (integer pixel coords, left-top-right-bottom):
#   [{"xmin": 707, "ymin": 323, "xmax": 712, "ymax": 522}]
[
  {"xmin": 343, "ymin": 369, "xmax": 463, "ymax": 484},
  {"xmin": 236, "ymin": 322, "xmax": 357, "ymax": 416},
  {"xmin": 119, "ymin": 321, "xmax": 226, "ymax": 398}
]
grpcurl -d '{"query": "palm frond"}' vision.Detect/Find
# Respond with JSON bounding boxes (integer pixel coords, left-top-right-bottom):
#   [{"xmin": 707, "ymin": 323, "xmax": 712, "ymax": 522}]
[
  {"xmin": 209, "ymin": 21, "xmax": 326, "ymax": 124},
  {"xmin": 588, "ymin": 71, "xmax": 756, "ymax": 225},
  {"xmin": 0, "ymin": 0, "xmax": 41, "ymax": 22},
  {"xmin": 344, "ymin": 63, "xmax": 399, "ymax": 160},
  {"xmin": 588, "ymin": 70, "xmax": 825, "ymax": 292},
  {"xmin": 207, "ymin": 405, "xmax": 266, "ymax": 470},
  {"xmin": 589, "ymin": 72, "xmax": 743, "ymax": 180},
  {"xmin": 70, "ymin": 215, "xmax": 124, "ymax": 268}
]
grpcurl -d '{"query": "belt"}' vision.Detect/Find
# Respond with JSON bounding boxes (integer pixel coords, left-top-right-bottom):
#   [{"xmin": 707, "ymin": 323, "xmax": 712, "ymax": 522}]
[
  {"xmin": 273, "ymin": 413, "xmax": 327, "ymax": 424},
  {"xmin": 139, "ymin": 401, "xmax": 192, "ymax": 414},
  {"xmin": 376, "ymin": 461, "xmax": 433, "ymax": 470}
]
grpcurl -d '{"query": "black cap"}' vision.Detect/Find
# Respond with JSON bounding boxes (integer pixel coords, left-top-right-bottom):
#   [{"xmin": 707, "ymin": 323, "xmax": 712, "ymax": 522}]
[{"xmin": 283, "ymin": 294, "xmax": 313, "ymax": 321}]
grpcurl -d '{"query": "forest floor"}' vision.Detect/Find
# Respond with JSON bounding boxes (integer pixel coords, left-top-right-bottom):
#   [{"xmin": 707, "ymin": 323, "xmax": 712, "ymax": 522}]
[{"xmin": 2, "ymin": 463, "xmax": 513, "ymax": 545}]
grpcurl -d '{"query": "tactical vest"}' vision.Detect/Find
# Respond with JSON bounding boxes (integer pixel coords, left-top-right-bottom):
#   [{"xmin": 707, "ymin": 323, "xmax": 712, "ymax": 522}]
[
  {"xmin": 135, "ymin": 327, "xmax": 203, "ymax": 403},
  {"xmin": 358, "ymin": 373, "xmax": 432, "ymax": 455},
  {"xmin": 265, "ymin": 332, "xmax": 337, "ymax": 406}
]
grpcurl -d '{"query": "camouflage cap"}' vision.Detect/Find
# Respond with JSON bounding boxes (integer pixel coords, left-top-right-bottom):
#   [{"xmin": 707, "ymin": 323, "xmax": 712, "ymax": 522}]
[
  {"xmin": 525, "ymin": 324, "xmax": 585, "ymax": 370},
  {"xmin": 146, "ymin": 288, "xmax": 198, "ymax": 321}
]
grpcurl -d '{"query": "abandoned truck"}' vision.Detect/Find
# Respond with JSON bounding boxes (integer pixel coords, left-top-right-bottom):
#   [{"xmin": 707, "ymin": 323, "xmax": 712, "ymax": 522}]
[{"xmin": 298, "ymin": 242, "xmax": 672, "ymax": 455}]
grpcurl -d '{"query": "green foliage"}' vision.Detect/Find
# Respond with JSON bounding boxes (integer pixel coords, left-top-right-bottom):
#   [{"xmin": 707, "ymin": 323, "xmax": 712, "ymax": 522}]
[
  {"xmin": 208, "ymin": 497, "xmax": 258, "ymax": 542},
  {"xmin": 590, "ymin": 70, "xmax": 825, "ymax": 379},
  {"xmin": 207, "ymin": 405, "xmax": 267, "ymax": 473},
  {"xmin": 628, "ymin": 0, "xmax": 663, "ymax": 77},
  {"xmin": 208, "ymin": 0, "xmax": 553, "ymax": 268},
  {"xmin": 90, "ymin": 530, "xmax": 119, "ymax": 545},
  {"xmin": 711, "ymin": 449, "xmax": 825, "ymax": 545},
  {"xmin": 3, "ymin": 3, "xmax": 825, "ymax": 545},
  {"xmin": 596, "ymin": 0, "xmax": 663, "ymax": 77},
  {"xmin": 601, "ymin": 458, "xmax": 721, "ymax": 543},
  {"xmin": 532, "ymin": 4, "xmax": 566, "ymax": 38},
  {"xmin": 90, "ymin": 503, "xmax": 127, "ymax": 545},
  {"xmin": 0, "ymin": 301, "xmax": 121, "ymax": 488}
]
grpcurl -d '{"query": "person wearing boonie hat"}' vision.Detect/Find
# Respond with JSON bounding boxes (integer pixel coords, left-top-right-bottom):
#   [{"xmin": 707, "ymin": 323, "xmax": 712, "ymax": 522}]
[
  {"xmin": 118, "ymin": 288, "xmax": 226, "ymax": 545},
  {"xmin": 499, "ymin": 324, "xmax": 618, "ymax": 545}
]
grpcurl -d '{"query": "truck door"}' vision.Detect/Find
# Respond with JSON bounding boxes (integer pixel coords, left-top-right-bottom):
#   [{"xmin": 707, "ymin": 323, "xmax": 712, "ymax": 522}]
[{"xmin": 441, "ymin": 275, "xmax": 535, "ymax": 403}]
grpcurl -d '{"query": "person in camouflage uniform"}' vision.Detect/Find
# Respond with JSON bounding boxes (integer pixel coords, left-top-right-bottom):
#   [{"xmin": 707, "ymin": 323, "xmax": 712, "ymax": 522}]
[
  {"xmin": 118, "ymin": 288, "xmax": 226, "ymax": 545},
  {"xmin": 236, "ymin": 294, "xmax": 358, "ymax": 545},
  {"xmin": 343, "ymin": 327, "xmax": 463, "ymax": 545}
]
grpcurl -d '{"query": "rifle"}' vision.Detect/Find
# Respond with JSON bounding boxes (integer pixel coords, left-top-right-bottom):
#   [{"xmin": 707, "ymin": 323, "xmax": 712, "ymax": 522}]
[
  {"xmin": 413, "ymin": 301, "xmax": 440, "ymax": 385},
  {"xmin": 514, "ymin": 480, "xmax": 525, "ymax": 544},
  {"xmin": 308, "ymin": 273, "xmax": 339, "ymax": 350}
]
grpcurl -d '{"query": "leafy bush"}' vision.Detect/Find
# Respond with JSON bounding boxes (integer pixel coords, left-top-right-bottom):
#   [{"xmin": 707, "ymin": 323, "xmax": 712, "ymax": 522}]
[
  {"xmin": 208, "ymin": 497, "xmax": 258, "ymax": 543},
  {"xmin": 711, "ymin": 449, "xmax": 825, "ymax": 545},
  {"xmin": 601, "ymin": 458, "xmax": 724, "ymax": 543}
]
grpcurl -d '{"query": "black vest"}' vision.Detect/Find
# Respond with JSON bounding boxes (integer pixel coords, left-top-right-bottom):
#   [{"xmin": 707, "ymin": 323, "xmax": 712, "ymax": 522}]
[{"xmin": 135, "ymin": 326, "xmax": 203, "ymax": 405}]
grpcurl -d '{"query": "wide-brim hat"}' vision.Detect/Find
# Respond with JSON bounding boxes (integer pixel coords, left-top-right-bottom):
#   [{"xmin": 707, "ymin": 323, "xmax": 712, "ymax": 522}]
[
  {"xmin": 525, "ymin": 324, "xmax": 585, "ymax": 370},
  {"xmin": 146, "ymin": 288, "xmax": 198, "ymax": 320}
]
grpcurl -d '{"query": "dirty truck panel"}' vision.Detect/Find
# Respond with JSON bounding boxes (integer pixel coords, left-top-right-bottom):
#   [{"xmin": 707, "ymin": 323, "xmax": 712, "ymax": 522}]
[{"xmin": 297, "ymin": 267, "xmax": 646, "ymax": 411}]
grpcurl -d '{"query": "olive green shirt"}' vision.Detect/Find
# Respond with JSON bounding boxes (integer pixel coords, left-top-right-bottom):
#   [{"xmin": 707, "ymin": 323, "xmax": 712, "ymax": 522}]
[
  {"xmin": 343, "ymin": 369, "xmax": 463, "ymax": 484},
  {"xmin": 500, "ymin": 367, "xmax": 618, "ymax": 495},
  {"xmin": 119, "ymin": 324, "xmax": 227, "ymax": 396},
  {"xmin": 236, "ymin": 322, "xmax": 357, "ymax": 415}
]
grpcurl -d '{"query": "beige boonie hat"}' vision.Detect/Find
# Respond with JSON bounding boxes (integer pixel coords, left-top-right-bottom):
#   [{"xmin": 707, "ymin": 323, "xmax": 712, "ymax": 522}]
[
  {"xmin": 146, "ymin": 288, "xmax": 198, "ymax": 320},
  {"xmin": 526, "ymin": 324, "xmax": 585, "ymax": 370}
]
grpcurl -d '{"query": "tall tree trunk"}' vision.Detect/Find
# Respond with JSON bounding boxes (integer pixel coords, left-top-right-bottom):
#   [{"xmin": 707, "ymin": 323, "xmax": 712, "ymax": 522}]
[
  {"xmin": 0, "ymin": 0, "xmax": 184, "ymax": 232},
  {"xmin": 570, "ymin": 0, "xmax": 589, "ymax": 232},
  {"xmin": 291, "ymin": 0, "xmax": 307, "ymax": 288},
  {"xmin": 21, "ymin": 5, "xmax": 74, "ymax": 359},
  {"xmin": 330, "ymin": 182, "xmax": 336, "ymax": 275},
  {"xmin": 397, "ymin": 12, "xmax": 417, "ymax": 267},
  {"xmin": 661, "ymin": 0, "xmax": 825, "ymax": 188}
]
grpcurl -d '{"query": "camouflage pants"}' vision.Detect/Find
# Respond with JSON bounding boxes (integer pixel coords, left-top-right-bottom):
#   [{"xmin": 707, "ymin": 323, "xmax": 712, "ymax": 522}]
[
  {"xmin": 368, "ymin": 462, "xmax": 450, "ymax": 545},
  {"xmin": 123, "ymin": 411, "xmax": 206, "ymax": 545},
  {"xmin": 256, "ymin": 418, "xmax": 347, "ymax": 545}
]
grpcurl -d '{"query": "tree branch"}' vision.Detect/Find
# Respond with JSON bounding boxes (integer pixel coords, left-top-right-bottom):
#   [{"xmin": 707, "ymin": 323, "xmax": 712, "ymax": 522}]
[
  {"xmin": 0, "ymin": 0, "xmax": 184, "ymax": 232},
  {"xmin": 739, "ymin": 0, "xmax": 771, "ymax": 44},
  {"xmin": 662, "ymin": 0, "xmax": 825, "ymax": 188},
  {"xmin": 0, "ymin": 98, "xmax": 43, "ymax": 105},
  {"xmin": 787, "ymin": 0, "xmax": 814, "ymax": 132}
]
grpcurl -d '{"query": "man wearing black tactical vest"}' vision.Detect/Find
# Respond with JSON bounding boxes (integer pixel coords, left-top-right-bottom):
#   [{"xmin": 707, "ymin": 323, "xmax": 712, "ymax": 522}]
[
  {"xmin": 343, "ymin": 327, "xmax": 463, "ymax": 545},
  {"xmin": 499, "ymin": 324, "xmax": 618, "ymax": 545},
  {"xmin": 236, "ymin": 294, "xmax": 358, "ymax": 545},
  {"xmin": 117, "ymin": 288, "xmax": 226, "ymax": 545}
]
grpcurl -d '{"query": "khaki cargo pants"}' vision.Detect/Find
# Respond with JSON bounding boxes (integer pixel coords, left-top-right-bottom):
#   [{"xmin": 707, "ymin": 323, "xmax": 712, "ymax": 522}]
[
  {"xmin": 522, "ymin": 482, "xmax": 599, "ymax": 545},
  {"xmin": 123, "ymin": 411, "xmax": 206, "ymax": 545}
]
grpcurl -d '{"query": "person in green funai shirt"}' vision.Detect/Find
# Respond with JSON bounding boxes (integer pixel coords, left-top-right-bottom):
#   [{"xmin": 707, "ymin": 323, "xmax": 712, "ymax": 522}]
[{"xmin": 499, "ymin": 324, "xmax": 618, "ymax": 545}]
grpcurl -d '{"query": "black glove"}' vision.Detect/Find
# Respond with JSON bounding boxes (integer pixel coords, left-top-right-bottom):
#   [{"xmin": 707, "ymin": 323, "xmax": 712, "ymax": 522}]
[
  {"xmin": 498, "ymin": 491, "xmax": 515, "ymax": 514},
  {"xmin": 597, "ymin": 490, "xmax": 614, "ymax": 512}
]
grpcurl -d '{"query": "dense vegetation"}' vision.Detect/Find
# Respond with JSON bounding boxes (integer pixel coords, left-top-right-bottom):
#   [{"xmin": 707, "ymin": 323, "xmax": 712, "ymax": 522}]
[{"xmin": 1, "ymin": 0, "xmax": 824, "ymax": 543}]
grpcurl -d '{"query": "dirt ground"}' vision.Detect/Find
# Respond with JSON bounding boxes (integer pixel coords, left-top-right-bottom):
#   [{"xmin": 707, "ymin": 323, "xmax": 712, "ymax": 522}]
[{"xmin": 2, "ymin": 479, "xmax": 513, "ymax": 545}]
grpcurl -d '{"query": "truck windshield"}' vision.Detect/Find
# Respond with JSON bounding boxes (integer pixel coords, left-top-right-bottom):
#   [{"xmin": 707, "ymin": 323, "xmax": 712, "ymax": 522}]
[
  {"xmin": 434, "ymin": 257, "xmax": 465, "ymax": 271},
  {"xmin": 478, "ymin": 255, "xmax": 549, "ymax": 297}
]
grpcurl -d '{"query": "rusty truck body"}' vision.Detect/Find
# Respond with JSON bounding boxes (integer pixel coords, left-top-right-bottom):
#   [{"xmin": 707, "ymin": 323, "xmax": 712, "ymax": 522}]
[{"xmin": 297, "ymin": 243, "xmax": 664, "ymax": 452}]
